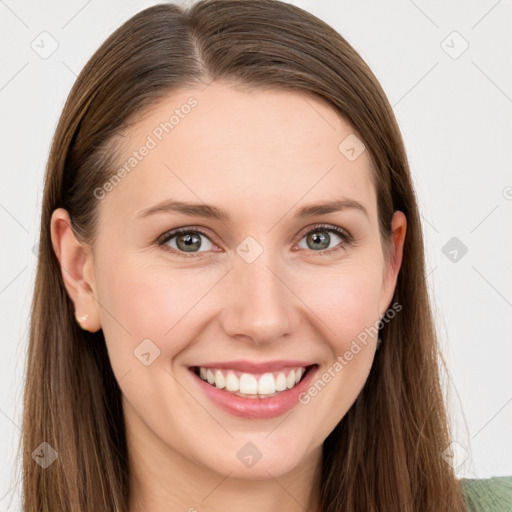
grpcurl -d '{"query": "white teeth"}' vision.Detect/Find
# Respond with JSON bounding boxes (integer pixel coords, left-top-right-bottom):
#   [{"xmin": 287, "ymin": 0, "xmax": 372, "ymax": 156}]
[
  {"xmin": 286, "ymin": 370, "xmax": 296, "ymax": 389},
  {"xmin": 196, "ymin": 366, "xmax": 308, "ymax": 397},
  {"xmin": 225, "ymin": 373, "xmax": 239, "ymax": 392},
  {"xmin": 258, "ymin": 373, "xmax": 276, "ymax": 394},
  {"xmin": 240, "ymin": 373, "xmax": 258, "ymax": 394},
  {"xmin": 214, "ymin": 370, "xmax": 225, "ymax": 389},
  {"xmin": 275, "ymin": 372, "xmax": 287, "ymax": 391}
]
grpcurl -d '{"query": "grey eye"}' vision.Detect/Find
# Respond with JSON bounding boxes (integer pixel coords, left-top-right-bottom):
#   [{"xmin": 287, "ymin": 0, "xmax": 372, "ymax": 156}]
[
  {"xmin": 164, "ymin": 231, "xmax": 214, "ymax": 253},
  {"xmin": 298, "ymin": 229, "xmax": 344, "ymax": 251}
]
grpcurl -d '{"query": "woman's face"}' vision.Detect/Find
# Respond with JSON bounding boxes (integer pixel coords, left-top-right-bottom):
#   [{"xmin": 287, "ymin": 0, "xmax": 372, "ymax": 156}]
[{"xmin": 55, "ymin": 81, "xmax": 406, "ymax": 481}]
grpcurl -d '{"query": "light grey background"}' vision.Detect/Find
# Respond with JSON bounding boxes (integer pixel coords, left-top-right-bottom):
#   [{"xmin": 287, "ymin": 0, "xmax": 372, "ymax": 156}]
[{"xmin": 1, "ymin": 0, "xmax": 511, "ymax": 509}]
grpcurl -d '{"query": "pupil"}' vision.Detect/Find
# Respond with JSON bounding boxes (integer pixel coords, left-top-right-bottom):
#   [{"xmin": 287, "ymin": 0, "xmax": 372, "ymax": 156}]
[
  {"xmin": 308, "ymin": 231, "xmax": 329, "ymax": 250},
  {"xmin": 178, "ymin": 233, "xmax": 201, "ymax": 252}
]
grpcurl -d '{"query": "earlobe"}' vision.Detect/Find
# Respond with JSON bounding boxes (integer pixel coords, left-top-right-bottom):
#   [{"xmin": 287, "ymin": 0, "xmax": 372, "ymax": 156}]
[{"xmin": 50, "ymin": 208, "xmax": 102, "ymax": 333}]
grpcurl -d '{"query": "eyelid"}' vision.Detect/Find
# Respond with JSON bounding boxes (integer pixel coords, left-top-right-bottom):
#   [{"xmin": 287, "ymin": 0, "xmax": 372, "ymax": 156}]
[
  {"xmin": 296, "ymin": 223, "xmax": 351, "ymax": 240},
  {"xmin": 156, "ymin": 226, "xmax": 215, "ymax": 247},
  {"xmin": 157, "ymin": 223, "xmax": 353, "ymax": 258}
]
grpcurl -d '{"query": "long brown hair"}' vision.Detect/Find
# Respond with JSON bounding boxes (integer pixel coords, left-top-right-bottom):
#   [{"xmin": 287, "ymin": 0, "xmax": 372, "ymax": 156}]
[{"xmin": 20, "ymin": 1, "xmax": 468, "ymax": 510}]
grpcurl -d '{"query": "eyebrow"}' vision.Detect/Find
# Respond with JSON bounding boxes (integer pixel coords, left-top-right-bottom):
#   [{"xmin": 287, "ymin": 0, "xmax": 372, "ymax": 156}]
[{"xmin": 135, "ymin": 198, "xmax": 369, "ymax": 221}]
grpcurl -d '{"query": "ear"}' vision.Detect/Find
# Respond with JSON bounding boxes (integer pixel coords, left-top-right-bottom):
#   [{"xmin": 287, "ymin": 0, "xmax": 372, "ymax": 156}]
[
  {"xmin": 50, "ymin": 208, "xmax": 101, "ymax": 333},
  {"xmin": 379, "ymin": 210, "xmax": 407, "ymax": 316}
]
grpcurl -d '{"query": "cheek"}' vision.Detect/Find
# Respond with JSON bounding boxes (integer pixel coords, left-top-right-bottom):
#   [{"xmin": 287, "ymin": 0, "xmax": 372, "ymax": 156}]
[
  {"xmin": 96, "ymin": 248, "xmax": 383, "ymax": 377},
  {"xmin": 290, "ymin": 267, "xmax": 383, "ymax": 439},
  {"xmin": 95, "ymin": 255, "xmax": 224, "ymax": 362},
  {"xmin": 299, "ymin": 263, "xmax": 383, "ymax": 349}
]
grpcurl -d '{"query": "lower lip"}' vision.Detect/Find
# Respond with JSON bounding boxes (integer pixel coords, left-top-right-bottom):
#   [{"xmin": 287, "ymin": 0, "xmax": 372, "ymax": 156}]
[{"xmin": 189, "ymin": 365, "xmax": 318, "ymax": 419}]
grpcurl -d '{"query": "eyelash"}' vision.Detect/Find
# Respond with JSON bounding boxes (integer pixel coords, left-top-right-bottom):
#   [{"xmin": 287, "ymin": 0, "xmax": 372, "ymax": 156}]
[{"xmin": 157, "ymin": 224, "xmax": 354, "ymax": 259}]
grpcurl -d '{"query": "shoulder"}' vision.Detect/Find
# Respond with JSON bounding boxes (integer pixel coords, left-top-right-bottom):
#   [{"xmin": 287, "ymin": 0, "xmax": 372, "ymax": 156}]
[{"xmin": 460, "ymin": 475, "xmax": 512, "ymax": 512}]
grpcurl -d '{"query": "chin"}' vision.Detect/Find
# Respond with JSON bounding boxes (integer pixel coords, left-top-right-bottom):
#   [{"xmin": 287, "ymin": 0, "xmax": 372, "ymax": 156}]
[{"xmin": 200, "ymin": 437, "xmax": 309, "ymax": 480}]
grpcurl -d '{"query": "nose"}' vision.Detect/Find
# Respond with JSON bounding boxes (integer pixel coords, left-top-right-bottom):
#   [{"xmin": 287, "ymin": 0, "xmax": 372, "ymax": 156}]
[{"xmin": 219, "ymin": 249, "xmax": 300, "ymax": 345}]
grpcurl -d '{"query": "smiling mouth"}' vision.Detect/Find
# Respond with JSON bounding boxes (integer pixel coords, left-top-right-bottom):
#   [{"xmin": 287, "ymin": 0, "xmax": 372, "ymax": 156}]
[{"xmin": 189, "ymin": 364, "xmax": 317, "ymax": 399}]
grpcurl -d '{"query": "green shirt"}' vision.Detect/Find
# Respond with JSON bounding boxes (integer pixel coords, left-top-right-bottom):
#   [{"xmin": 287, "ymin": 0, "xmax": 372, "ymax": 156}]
[{"xmin": 460, "ymin": 475, "xmax": 512, "ymax": 512}]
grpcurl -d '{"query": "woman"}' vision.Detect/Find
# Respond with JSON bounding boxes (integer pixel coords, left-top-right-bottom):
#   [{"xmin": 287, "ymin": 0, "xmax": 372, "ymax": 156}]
[{"xmin": 21, "ymin": 1, "xmax": 512, "ymax": 511}]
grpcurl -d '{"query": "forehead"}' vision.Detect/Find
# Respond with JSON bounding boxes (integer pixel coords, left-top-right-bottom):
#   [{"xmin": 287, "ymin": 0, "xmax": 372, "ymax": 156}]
[{"xmin": 101, "ymin": 81, "xmax": 376, "ymax": 223}]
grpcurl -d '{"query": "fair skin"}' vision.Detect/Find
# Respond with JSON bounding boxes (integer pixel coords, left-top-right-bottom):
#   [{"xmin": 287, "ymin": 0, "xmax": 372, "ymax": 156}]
[{"xmin": 51, "ymin": 82, "xmax": 406, "ymax": 512}]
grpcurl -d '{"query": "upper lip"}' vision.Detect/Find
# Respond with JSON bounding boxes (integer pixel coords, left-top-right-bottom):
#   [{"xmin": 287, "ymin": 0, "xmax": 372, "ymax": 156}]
[{"xmin": 190, "ymin": 360, "xmax": 317, "ymax": 373}]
